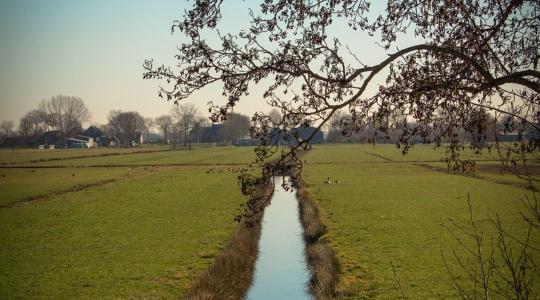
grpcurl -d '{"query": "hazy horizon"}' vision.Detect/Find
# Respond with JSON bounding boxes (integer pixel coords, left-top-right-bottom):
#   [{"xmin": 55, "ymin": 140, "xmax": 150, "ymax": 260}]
[
  {"xmin": 0, "ymin": 0, "xmax": 389, "ymax": 129},
  {"xmin": 0, "ymin": 0, "xmax": 271, "ymax": 128}
]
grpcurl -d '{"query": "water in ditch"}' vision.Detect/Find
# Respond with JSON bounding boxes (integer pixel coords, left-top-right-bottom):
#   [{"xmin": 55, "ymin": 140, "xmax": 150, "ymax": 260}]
[{"xmin": 246, "ymin": 176, "xmax": 312, "ymax": 300}]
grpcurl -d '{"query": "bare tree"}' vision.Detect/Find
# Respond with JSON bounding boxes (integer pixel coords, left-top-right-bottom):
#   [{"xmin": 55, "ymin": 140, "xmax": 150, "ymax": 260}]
[
  {"xmin": 443, "ymin": 192, "xmax": 539, "ymax": 300},
  {"xmin": 18, "ymin": 117, "xmax": 32, "ymax": 137},
  {"xmin": 19, "ymin": 109, "xmax": 48, "ymax": 137},
  {"xmin": 171, "ymin": 103, "xmax": 198, "ymax": 146},
  {"xmin": 219, "ymin": 112, "xmax": 251, "ymax": 144},
  {"xmin": 268, "ymin": 108, "xmax": 282, "ymax": 126},
  {"xmin": 190, "ymin": 116, "xmax": 210, "ymax": 144},
  {"xmin": 107, "ymin": 110, "xmax": 145, "ymax": 147},
  {"xmin": 325, "ymin": 110, "xmax": 352, "ymax": 143},
  {"xmin": 143, "ymin": 117, "xmax": 155, "ymax": 133},
  {"xmin": 155, "ymin": 114, "xmax": 173, "ymax": 142},
  {"xmin": 0, "ymin": 120, "xmax": 14, "ymax": 143},
  {"xmin": 144, "ymin": 0, "xmax": 539, "ymax": 218},
  {"xmin": 39, "ymin": 95, "xmax": 90, "ymax": 137}
]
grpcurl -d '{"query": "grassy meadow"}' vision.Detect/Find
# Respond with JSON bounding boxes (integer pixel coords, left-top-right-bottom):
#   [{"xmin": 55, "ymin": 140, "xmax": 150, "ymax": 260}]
[
  {"xmin": 303, "ymin": 144, "xmax": 539, "ymax": 299},
  {"xmin": 0, "ymin": 144, "xmax": 172, "ymax": 165},
  {"xmin": 0, "ymin": 146, "xmax": 254, "ymax": 298},
  {"xmin": 0, "ymin": 143, "xmax": 538, "ymax": 299}
]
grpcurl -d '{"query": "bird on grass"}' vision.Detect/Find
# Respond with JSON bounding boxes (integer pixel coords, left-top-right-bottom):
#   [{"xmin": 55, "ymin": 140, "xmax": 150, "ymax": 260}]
[{"xmin": 324, "ymin": 177, "xmax": 341, "ymax": 184}]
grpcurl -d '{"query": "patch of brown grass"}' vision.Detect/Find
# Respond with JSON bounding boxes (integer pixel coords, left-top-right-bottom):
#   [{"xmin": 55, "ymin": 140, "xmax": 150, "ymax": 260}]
[
  {"xmin": 184, "ymin": 183, "xmax": 274, "ymax": 300},
  {"xmin": 296, "ymin": 179, "xmax": 340, "ymax": 300}
]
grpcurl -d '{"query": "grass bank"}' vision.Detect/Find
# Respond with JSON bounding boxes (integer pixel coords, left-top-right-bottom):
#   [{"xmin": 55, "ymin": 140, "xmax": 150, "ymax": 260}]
[
  {"xmin": 302, "ymin": 144, "xmax": 539, "ymax": 299},
  {"xmin": 0, "ymin": 147, "xmax": 255, "ymax": 298},
  {"xmin": 296, "ymin": 176, "xmax": 340, "ymax": 300},
  {"xmin": 185, "ymin": 182, "xmax": 274, "ymax": 299}
]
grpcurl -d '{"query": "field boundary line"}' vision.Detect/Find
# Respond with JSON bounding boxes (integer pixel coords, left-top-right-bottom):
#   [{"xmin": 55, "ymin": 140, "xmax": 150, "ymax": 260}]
[
  {"xmin": 0, "ymin": 178, "xmax": 118, "ymax": 209},
  {"xmin": 305, "ymin": 159, "xmax": 516, "ymax": 165},
  {"xmin": 359, "ymin": 150, "xmax": 395, "ymax": 162},
  {"xmin": 0, "ymin": 145, "xmax": 213, "ymax": 166},
  {"xmin": 0, "ymin": 168, "xmax": 164, "ymax": 209},
  {"xmin": 0, "ymin": 163, "xmax": 249, "ymax": 169},
  {"xmin": 414, "ymin": 162, "xmax": 539, "ymax": 190}
]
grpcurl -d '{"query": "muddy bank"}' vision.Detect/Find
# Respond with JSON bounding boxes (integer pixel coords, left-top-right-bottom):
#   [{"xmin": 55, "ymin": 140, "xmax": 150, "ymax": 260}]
[{"xmin": 184, "ymin": 183, "xmax": 274, "ymax": 300}]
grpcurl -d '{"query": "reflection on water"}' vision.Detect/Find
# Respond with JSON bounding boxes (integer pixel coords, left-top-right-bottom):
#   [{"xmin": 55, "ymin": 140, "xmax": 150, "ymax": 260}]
[{"xmin": 246, "ymin": 176, "xmax": 312, "ymax": 300}]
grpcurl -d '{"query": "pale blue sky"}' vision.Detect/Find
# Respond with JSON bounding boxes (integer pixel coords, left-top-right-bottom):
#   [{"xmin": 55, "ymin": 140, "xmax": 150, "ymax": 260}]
[{"xmin": 0, "ymin": 0, "xmax": 395, "ymax": 127}]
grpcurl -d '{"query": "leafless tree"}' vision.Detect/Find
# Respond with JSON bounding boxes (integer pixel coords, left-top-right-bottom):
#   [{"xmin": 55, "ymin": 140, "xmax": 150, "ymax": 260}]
[
  {"xmin": 18, "ymin": 117, "xmax": 32, "ymax": 137},
  {"xmin": 325, "ymin": 109, "xmax": 352, "ymax": 143},
  {"xmin": 18, "ymin": 109, "xmax": 48, "ymax": 137},
  {"xmin": 268, "ymin": 108, "xmax": 282, "ymax": 126},
  {"xmin": 144, "ymin": 0, "xmax": 539, "ymax": 218},
  {"xmin": 220, "ymin": 112, "xmax": 251, "ymax": 144},
  {"xmin": 39, "ymin": 95, "xmax": 90, "ymax": 137},
  {"xmin": 443, "ymin": 192, "xmax": 539, "ymax": 300},
  {"xmin": 155, "ymin": 114, "xmax": 173, "ymax": 142},
  {"xmin": 190, "ymin": 116, "xmax": 210, "ymax": 144},
  {"xmin": 0, "ymin": 120, "xmax": 14, "ymax": 143},
  {"xmin": 143, "ymin": 117, "xmax": 155, "ymax": 133},
  {"xmin": 107, "ymin": 110, "xmax": 145, "ymax": 147},
  {"xmin": 1, "ymin": 120, "xmax": 14, "ymax": 136},
  {"xmin": 171, "ymin": 103, "xmax": 199, "ymax": 146}
]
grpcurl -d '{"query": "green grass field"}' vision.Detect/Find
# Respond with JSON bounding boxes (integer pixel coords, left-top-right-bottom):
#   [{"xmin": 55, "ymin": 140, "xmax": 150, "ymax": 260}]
[
  {"xmin": 0, "ymin": 144, "xmax": 538, "ymax": 299},
  {"xmin": 0, "ymin": 167, "xmax": 135, "ymax": 207},
  {"xmin": 0, "ymin": 146, "xmax": 255, "ymax": 298},
  {"xmin": 303, "ymin": 144, "xmax": 539, "ymax": 299},
  {"xmin": 0, "ymin": 145, "xmax": 171, "ymax": 165}
]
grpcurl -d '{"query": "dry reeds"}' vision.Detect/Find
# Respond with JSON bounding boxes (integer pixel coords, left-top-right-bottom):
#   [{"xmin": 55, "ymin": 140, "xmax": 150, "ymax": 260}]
[
  {"xmin": 184, "ymin": 183, "xmax": 274, "ymax": 300},
  {"xmin": 296, "ymin": 180, "xmax": 340, "ymax": 300}
]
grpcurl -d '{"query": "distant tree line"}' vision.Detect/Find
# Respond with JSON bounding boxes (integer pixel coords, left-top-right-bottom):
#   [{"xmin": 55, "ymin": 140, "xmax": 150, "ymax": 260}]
[
  {"xmin": 0, "ymin": 95, "xmax": 253, "ymax": 148},
  {"xmin": 324, "ymin": 109, "xmax": 538, "ymax": 146},
  {"xmin": 4, "ymin": 96, "xmax": 536, "ymax": 149},
  {"xmin": 18, "ymin": 95, "xmax": 90, "ymax": 140},
  {"xmin": 155, "ymin": 104, "xmax": 251, "ymax": 147}
]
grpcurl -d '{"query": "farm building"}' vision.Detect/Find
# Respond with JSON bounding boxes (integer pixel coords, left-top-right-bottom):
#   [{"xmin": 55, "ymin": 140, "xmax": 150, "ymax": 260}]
[
  {"xmin": 234, "ymin": 137, "xmax": 259, "ymax": 146},
  {"xmin": 201, "ymin": 124, "xmax": 224, "ymax": 143},
  {"xmin": 139, "ymin": 132, "xmax": 166, "ymax": 144},
  {"xmin": 37, "ymin": 131, "xmax": 63, "ymax": 147},
  {"xmin": 291, "ymin": 126, "xmax": 324, "ymax": 145},
  {"xmin": 2, "ymin": 136, "xmax": 37, "ymax": 148},
  {"xmin": 65, "ymin": 137, "xmax": 90, "ymax": 148},
  {"xmin": 83, "ymin": 126, "xmax": 110, "ymax": 147},
  {"xmin": 268, "ymin": 126, "xmax": 324, "ymax": 146}
]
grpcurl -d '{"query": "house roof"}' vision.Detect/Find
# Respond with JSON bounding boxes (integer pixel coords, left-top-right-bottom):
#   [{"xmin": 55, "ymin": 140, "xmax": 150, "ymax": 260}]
[
  {"xmin": 74, "ymin": 135, "xmax": 91, "ymax": 142},
  {"xmin": 83, "ymin": 126, "xmax": 104, "ymax": 138},
  {"xmin": 141, "ymin": 132, "xmax": 165, "ymax": 142}
]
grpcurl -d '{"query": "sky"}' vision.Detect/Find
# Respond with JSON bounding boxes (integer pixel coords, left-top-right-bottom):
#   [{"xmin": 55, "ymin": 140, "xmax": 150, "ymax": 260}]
[{"xmin": 0, "ymin": 0, "xmax": 394, "ymax": 128}]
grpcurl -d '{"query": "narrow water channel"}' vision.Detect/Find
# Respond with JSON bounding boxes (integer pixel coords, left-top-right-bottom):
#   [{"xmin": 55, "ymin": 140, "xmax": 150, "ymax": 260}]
[{"xmin": 246, "ymin": 176, "xmax": 312, "ymax": 300}]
